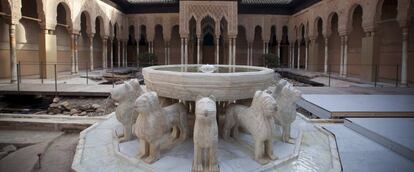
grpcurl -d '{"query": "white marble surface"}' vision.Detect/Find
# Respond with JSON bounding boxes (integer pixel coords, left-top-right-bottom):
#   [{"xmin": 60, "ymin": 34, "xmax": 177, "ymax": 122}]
[{"xmin": 72, "ymin": 113, "xmax": 341, "ymax": 172}]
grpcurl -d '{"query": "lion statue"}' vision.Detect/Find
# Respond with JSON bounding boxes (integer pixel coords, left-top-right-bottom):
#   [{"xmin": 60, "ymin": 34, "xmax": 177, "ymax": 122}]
[
  {"xmin": 134, "ymin": 91, "xmax": 188, "ymax": 164},
  {"xmin": 223, "ymin": 90, "xmax": 278, "ymax": 165},
  {"xmin": 111, "ymin": 79, "xmax": 145, "ymax": 142},
  {"xmin": 274, "ymin": 83, "xmax": 302, "ymax": 144},
  {"xmin": 266, "ymin": 79, "xmax": 288, "ymax": 99},
  {"xmin": 192, "ymin": 96, "xmax": 219, "ymax": 172}
]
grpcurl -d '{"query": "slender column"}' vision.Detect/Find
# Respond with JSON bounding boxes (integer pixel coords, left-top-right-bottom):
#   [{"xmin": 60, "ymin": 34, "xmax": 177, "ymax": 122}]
[
  {"xmin": 247, "ymin": 43, "xmax": 250, "ymax": 66},
  {"xmin": 305, "ymin": 41, "xmax": 308, "ymax": 70},
  {"xmin": 124, "ymin": 40, "xmax": 128, "ymax": 67},
  {"xmin": 167, "ymin": 42, "xmax": 170, "ymax": 64},
  {"xmin": 263, "ymin": 41, "xmax": 267, "ymax": 54},
  {"xmin": 289, "ymin": 44, "xmax": 292, "ymax": 68},
  {"xmin": 344, "ymin": 35, "xmax": 348, "ymax": 77},
  {"xmin": 228, "ymin": 38, "xmax": 232, "ymax": 65},
  {"xmin": 117, "ymin": 40, "xmax": 121, "ymax": 67},
  {"xmin": 164, "ymin": 42, "xmax": 167, "ymax": 64},
  {"xmin": 216, "ymin": 37, "xmax": 220, "ymax": 65},
  {"xmin": 75, "ymin": 35, "xmax": 79, "ymax": 73},
  {"xmin": 180, "ymin": 38, "xmax": 184, "ymax": 65},
  {"xmin": 102, "ymin": 38, "xmax": 108, "ymax": 69},
  {"xmin": 292, "ymin": 44, "xmax": 295, "ymax": 68},
  {"xmin": 277, "ymin": 41, "xmax": 281, "ymax": 65},
  {"xmin": 9, "ymin": 24, "xmax": 17, "ymax": 83},
  {"xmin": 340, "ymin": 36, "xmax": 344, "ymax": 76},
  {"xmin": 324, "ymin": 37, "xmax": 329, "ymax": 73},
  {"xmin": 148, "ymin": 42, "xmax": 151, "ymax": 53},
  {"xmin": 136, "ymin": 38, "xmax": 140, "ymax": 66},
  {"xmin": 184, "ymin": 38, "xmax": 188, "ymax": 65},
  {"xmin": 251, "ymin": 43, "xmax": 254, "ymax": 65},
  {"xmin": 89, "ymin": 34, "xmax": 94, "ymax": 70},
  {"xmin": 249, "ymin": 43, "xmax": 252, "ymax": 66},
  {"xmin": 197, "ymin": 36, "xmax": 201, "ymax": 64},
  {"xmin": 232, "ymin": 38, "xmax": 236, "ymax": 65},
  {"xmin": 70, "ymin": 34, "xmax": 76, "ymax": 74},
  {"xmin": 297, "ymin": 41, "xmax": 300, "ymax": 69},
  {"xmin": 401, "ymin": 27, "xmax": 408, "ymax": 86},
  {"xmin": 109, "ymin": 38, "xmax": 113, "ymax": 69}
]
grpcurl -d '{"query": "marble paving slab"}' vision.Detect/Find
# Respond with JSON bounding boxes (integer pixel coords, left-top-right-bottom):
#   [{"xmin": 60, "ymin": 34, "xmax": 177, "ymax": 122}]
[{"xmin": 72, "ymin": 113, "xmax": 341, "ymax": 172}]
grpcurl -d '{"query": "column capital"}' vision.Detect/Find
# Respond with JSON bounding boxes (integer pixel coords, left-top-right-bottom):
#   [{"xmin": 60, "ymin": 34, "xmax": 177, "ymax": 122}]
[
  {"xmin": 88, "ymin": 33, "xmax": 95, "ymax": 39},
  {"xmin": 402, "ymin": 27, "xmax": 408, "ymax": 40}
]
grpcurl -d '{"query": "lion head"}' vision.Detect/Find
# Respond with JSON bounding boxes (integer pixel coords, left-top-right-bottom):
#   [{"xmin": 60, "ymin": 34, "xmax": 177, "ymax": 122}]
[
  {"xmin": 278, "ymin": 84, "xmax": 302, "ymax": 107},
  {"xmin": 135, "ymin": 91, "xmax": 161, "ymax": 114},
  {"xmin": 111, "ymin": 81, "xmax": 134, "ymax": 102},
  {"xmin": 195, "ymin": 95, "xmax": 217, "ymax": 121},
  {"xmin": 252, "ymin": 91, "xmax": 277, "ymax": 118}
]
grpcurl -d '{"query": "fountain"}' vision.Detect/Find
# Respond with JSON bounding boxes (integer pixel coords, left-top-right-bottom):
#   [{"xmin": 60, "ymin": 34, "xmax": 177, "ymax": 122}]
[
  {"xmin": 143, "ymin": 65, "xmax": 274, "ymax": 101},
  {"xmin": 71, "ymin": 65, "xmax": 342, "ymax": 172}
]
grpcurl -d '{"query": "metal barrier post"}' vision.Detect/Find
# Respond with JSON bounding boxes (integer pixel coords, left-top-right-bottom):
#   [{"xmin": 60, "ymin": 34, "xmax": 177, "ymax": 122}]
[
  {"xmin": 18, "ymin": 61, "xmax": 21, "ymax": 84},
  {"xmin": 54, "ymin": 64, "xmax": 57, "ymax": 96},
  {"xmin": 17, "ymin": 63, "xmax": 20, "ymax": 92}
]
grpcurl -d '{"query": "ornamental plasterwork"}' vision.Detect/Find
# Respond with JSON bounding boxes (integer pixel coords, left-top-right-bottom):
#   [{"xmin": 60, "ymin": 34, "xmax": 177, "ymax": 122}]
[{"xmin": 180, "ymin": 1, "xmax": 238, "ymax": 37}]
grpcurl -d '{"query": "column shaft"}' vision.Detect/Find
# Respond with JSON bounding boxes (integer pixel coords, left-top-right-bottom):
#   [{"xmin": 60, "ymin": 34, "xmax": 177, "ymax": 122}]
[
  {"xmin": 340, "ymin": 36, "xmax": 344, "ymax": 76},
  {"xmin": 109, "ymin": 39, "xmax": 113, "ymax": 69},
  {"xmin": 277, "ymin": 41, "xmax": 281, "ymax": 65},
  {"xmin": 9, "ymin": 24, "xmax": 17, "ymax": 83},
  {"xmin": 197, "ymin": 37, "xmax": 201, "ymax": 64},
  {"xmin": 297, "ymin": 41, "xmax": 300, "ymax": 69},
  {"xmin": 401, "ymin": 28, "xmax": 408, "ymax": 86},
  {"xmin": 181, "ymin": 38, "xmax": 184, "ymax": 65},
  {"xmin": 232, "ymin": 38, "xmax": 236, "ymax": 65},
  {"xmin": 117, "ymin": 40, "xmax": 121, "ymax": 67},
  {"xmin": 324, "ymin": 38, "xmax": 329, "ymax": 73},
  {"xmin": 344, "ymin": 35, "xmax": 348, "ymax": 77},
  {"xmin": 246, "ymin": 43, "xmax": 250, "ymax": 66},
  {"xmin": 216, "ymin": 37, "xmax": 220, "ymax": 65},
  {"xmin": 124, "ymin": 41, "xmax": 128, "ymax": 67},
  {"xmin": 75, "ymin": 35, "xmax": 79, "ymax": 73},
  {"xmin": 305, "ymin": 41, "xmax": 308, "ymax": 70},
  {"xmin": 89, "ymin": 35, "xmax": 94, "ymax": 70},
  {"xmin": 185, "ymin": 38, "xmax": 188, "ymax": 65},
  {"xmin": 71, "ymin": 34, "xmax": 76, "ymax": 73},
  {"xmin": 102, "ymin": 38, "xmax": 107, "ymax": 69}
]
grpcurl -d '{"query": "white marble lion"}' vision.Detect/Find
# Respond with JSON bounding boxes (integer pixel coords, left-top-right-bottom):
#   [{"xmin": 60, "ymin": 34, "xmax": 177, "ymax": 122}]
[
  {"xmin": 274, "ymin": 83, "xmax": 302, "ymax": 144},
  {"xmin": 111, "ymin": 79, "xmax": 145, "ymax": 142},
  {"xmin": 134, "ymin": 91, "xmax": 188, "ymax": 164},
  {"xmin": 223, "ymin": 90, "xmax": 278, "ymax": 165},
  {"xmin": 192, "ymin": 95, "xmax": 219, "ymax": 172}
]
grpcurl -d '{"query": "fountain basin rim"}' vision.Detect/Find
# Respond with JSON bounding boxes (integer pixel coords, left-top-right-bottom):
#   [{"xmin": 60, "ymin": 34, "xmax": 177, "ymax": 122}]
[{"xmin": 143, "ymin": 65, "xmax": 274, "ymax": 76}]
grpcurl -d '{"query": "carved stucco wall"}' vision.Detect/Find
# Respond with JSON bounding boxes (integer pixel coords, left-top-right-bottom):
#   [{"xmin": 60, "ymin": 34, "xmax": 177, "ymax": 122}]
[{"xmin": 179, "ymin": 1, "xmax": 238, "ymax": 37}]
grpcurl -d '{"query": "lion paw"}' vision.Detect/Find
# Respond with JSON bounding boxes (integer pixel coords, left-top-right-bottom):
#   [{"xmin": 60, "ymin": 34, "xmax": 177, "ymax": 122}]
[
  {"xmin": 210, "ymin": 164, "xmax": 219, "ymax": 172},
  {"xmin": 144, "ymin": 155, "xmax": 158, "ymax": 164}
]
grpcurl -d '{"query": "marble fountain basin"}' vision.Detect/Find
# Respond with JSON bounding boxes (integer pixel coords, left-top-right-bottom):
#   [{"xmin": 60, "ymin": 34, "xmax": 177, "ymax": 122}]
[{"xmin": 142, "ymin": 65, "xmax": 275, "ymax": 101}]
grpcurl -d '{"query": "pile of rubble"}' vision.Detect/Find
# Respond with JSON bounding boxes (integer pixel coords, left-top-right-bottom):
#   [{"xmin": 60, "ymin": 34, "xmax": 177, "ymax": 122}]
[
  {"xmin": 46, "ymin": 97, "xmax": 105, "ymax": 116},
  {"xmin": 0, "ymin": 145, "xmax": 17, "ymax": 159}
]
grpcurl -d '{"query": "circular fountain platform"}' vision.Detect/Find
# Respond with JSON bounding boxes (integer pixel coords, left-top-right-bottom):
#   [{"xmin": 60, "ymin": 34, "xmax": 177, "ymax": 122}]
[
  {"xmin": 71, "ymin": 113, "xmax": 341, "ymax": 172},
  {"xmin": 143, "ymin": 65, "xmax": 275, "ymax": 101}
]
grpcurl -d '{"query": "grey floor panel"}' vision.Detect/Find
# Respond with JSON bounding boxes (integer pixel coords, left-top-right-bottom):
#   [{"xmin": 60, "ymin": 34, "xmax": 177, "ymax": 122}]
[
  {"xmin": 323, "ymin": 124, "xmax": 414, "ymax": 172},
  {"xmin": 302, "ymin": 95, "xmax": 414, "ymax": 112}
]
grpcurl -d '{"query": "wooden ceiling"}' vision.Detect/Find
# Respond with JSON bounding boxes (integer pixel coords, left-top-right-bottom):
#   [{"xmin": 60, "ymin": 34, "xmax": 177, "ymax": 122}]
[{"xmin": 104, "ymin": 0, "xmax": 321, "ymax": 14}]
